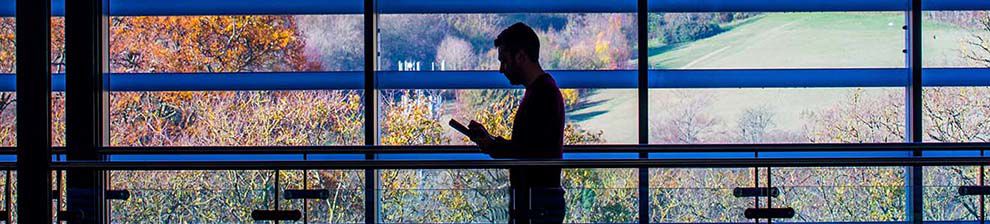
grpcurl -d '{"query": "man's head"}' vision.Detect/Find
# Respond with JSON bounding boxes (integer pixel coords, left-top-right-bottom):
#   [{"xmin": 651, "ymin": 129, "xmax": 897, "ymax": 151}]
[{"xmin": 494, "ymin": 22, "xmax": 540, "ymax": 85}]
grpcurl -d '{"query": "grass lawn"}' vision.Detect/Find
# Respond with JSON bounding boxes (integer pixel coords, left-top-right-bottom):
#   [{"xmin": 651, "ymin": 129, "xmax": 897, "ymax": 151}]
[{"xmin": 649, "ymin": 12, "xmax": 908, "ymax": 69}]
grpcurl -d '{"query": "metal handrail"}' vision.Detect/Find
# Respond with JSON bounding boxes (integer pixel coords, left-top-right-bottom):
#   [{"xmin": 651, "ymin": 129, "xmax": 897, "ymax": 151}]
[
  {"xmin": 94, "ymin": 142, "xmax": 990, "ymax": 154},
  {"xmin": 50, "ymin": 157, "xmax": 990, "ymax": 170},
  {"xmin": 3, "ymin": 68, "xmax": 990, "ymax": 91},
  {"xmin": 13, "ymin": 0, "xmax": 988, "ymax": 16}
]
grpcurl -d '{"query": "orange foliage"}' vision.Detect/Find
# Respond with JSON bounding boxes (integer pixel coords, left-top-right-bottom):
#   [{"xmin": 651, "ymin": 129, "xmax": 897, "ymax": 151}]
[{"xmin": 110, "ymin": 16, "xmax": 317, "ymax": 73}]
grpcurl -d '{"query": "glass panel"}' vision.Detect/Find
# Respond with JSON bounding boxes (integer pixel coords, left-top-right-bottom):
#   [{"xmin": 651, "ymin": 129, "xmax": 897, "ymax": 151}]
[
  {"xmin": 922, "ymin": 11, "xmax": 989, "ymax": 67},
  {"xmin": 924, "ymin": 166, "xmax": 980, "ymax": 221},
  {"xmin": 923, "ymin": 87, "xmax": 990, "ymax": 142},
  {"xmin": 109, "ymin": 90, "xmax": 363, "ymax": 146},
  {"xmin": 302, "ymin": 170, "xmax": 365, "ymax": 223},
  {"xmin": 109, "ymin": 170, "xmax": 277, "ymax": 222},
  {"xmin": 649, "ymin": 88, "xmax": 904, "ymax": 144},
  {"xmin": 379, "ymin": 89, "xmax": 632, "ymax": 145},
  {"xmin": 649, "ymin": 168, "xmax": 754, "ymax": 223},
  {"xmin": 647, "ymin": 12, "xmax": 905, "ymax": 69},
  {"xmin": 922, "ymin": 11, "xmax": 990, "ymax": 143},
  {"xmin": 52, "ymin": 15, "xmax": 64, "ymax": 146},
  {"xmin": 0, "ymin": 16, "xmax": 12, "ymax": 146},
  {"xmin": 107, "ymin": 14, "xmax": 365, "ymax": 146},
  {"xmin": 378, "ymin": 14, "xmax": 636, "ymax": 71},
  {"xmin": 378, "ymin": 169, "xmax": 509, "ymax": 223},
  {"xmin": 771, "ymin": 167, "xmax": 906, "ymax": 222},
  {"xmin": 561, "ymin": 168, "xmax": 638, "ymax": 223},
  {"xmin": 378, "ymin": 13, "xmax": 637, "ymax": 145},
  {"xmin": 0, "ymin": 171, "xmax": 12, "ymax": 223},
  {"xmin": 0, "ymin": 9, "xmax": 65, "ymax": 146}
]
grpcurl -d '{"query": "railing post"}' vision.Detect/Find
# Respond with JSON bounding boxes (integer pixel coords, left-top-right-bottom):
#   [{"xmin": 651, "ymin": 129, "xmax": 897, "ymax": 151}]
[
  {"xmin": 905, "ymin": 0, "xmax": 924, "ymax": 223},
  {"xmin": 16, "ymin": 0, "xmax": 53, "ymax": 222},
  {"xmin": 65, "ymin": 0, "xmax": 110, "ymax": 222},
  {"xmin": 364, "ymin": 0, "xmax": 379, "ymax": 223},
  {"xmin": 637, "ymin": 0, "xmax": 650, "ymax": 223}
]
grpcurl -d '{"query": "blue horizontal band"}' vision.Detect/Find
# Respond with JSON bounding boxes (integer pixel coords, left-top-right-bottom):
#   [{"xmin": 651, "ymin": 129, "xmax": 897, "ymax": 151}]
[
  {"xmin": 648, "ymin": 68, "xmax": 910, "ymax": 88},
  {"xmin": 378, "ymin": 0, "xmax": 636, "ymax": 14},
  {"xmin": 923, "ymin": 0, "xmax": 990, "ymax": 11},
  {"xmin": 377, "ymin": 70, "xmax": 638, "ymax": 89},
  {"xmin": 108, "ymin": 72, "xmax": 365, "ymax": 91},
  {"xmin": 649, "ymin": 0, "xmax": 909, "ymax": 12},
  {"xmin": 6, "ymin": 0, "xmax": 987, "ymax": 17},
  {"xmin": 0, "ymin": 68, "xmax": 986, "ymax": 91},
  {"xmin": 107, "ymin": 0, "xmax": 364, "ymax": 16},
  {"xmin": 921, "ymin": 68, "xmax": 990, "ymax": 86}
]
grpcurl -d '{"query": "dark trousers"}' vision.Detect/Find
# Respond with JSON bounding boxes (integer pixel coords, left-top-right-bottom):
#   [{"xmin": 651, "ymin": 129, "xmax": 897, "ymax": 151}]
[{"xmin": 509, "ymin": 186, "xmax": 565, "ymax": 224}]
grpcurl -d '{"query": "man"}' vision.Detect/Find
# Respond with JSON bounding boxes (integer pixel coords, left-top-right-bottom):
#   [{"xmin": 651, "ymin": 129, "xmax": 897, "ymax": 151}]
[{"xmin": 467, "ymin": 22, "xmax": 566, "ymax": 224}]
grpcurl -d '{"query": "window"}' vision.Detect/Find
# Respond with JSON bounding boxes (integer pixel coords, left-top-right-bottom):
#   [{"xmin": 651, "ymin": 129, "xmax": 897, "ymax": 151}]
[
  {"xmin": 0, "ymin": 2, "xmax": 66, "ymax": 146},
  {"xmin": 377, "ymin": 13, "xmax": 637, "ymax": 145},
  {"xmin": 647, "ymin": 10, "xmax": 907, "ymax": 144},
  {"xmin": 375, "ymin": 3, "xmax": 640, "ymax": 222},
  {"xmin": 646, "ymin": 0, "xmax": 914, "ymax": 222},
  {"xmin": 921, "ymin": 3, "xmax": 990, "ymax": 221},
  {"xmin": 922, "ymin": 10, "xmax": 990, "ymax": 143},
  {"xmin": 12, "ymin": 0, "xmax": 987, "ymax": 223},
  {"xmin": 108, "ymin": 13, "xmax": 365, "ymax": 146}
]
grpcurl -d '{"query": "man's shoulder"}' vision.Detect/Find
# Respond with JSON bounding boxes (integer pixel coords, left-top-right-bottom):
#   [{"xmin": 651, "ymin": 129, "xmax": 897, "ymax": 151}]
[
  {"xmin": 533, "ymin": 74, "xmax": 561, "ymax": 92},
  {"xmin": 529, "ymin": 75, "xmax": 563, "ymax": 102}
]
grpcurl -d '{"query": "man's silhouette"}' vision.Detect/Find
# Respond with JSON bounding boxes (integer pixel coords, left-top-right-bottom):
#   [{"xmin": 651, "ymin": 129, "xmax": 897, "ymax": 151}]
[{"xmin": 467, "ymin": 22, "xmax": 565, "ymax": 224}]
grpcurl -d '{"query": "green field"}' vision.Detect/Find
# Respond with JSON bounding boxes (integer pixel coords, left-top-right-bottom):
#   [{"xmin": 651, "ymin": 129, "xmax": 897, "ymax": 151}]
[
  {"xmin": 650, "ymin": 12, "xmax": 908, "ymax": 68},
  {"xmin": 576, "ymin": 12, "xmax": 979, "ymax": 143}
]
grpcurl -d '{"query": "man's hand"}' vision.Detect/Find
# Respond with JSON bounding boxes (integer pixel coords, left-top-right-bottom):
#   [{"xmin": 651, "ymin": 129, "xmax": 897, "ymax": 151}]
[{"xmin": 467, "ymin": 120, "xmax": 495, "ymax": 152}]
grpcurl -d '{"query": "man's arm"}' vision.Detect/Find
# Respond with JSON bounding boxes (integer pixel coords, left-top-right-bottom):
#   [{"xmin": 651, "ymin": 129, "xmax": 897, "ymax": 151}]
[
  {"xmin": 476, "ymin": 135, "xmax": 558, "ymax": 158},
  {"xmin": 476, "ymin": 136, "xmax": 515, "ymax": 158},
  {"xmin": 466, "ymin": 121, "xmax": 516, "ymax": 158}
]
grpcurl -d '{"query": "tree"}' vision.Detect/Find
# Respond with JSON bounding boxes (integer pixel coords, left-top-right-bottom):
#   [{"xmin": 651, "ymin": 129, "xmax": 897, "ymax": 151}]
[
  {"xmin": 737, "ymin": 105, "xmax": 775, "ymax": 143},
  {"xmin": 963, "ymin": 13, "xmax": 990, "ymax": 68},
  {"xmin": 295, "ymin": 15, "xmax": 364, "ymax": 71},
  {"xmin": 435, "ymin": 35, "xmax": 476, "ymax": 70},
  {"xmin": 650, "ymin": 91, "xmax": 722, "ymax": 144},
  {"xmin": 803, "ymin": 89, "xmax": 904, "ymax": 143}
]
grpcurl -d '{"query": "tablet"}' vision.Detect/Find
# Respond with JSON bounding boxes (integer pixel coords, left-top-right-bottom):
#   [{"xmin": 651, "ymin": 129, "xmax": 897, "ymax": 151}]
[{"xmin": 449, "ymin": 119, "xmax": 472, "ymax": 136}]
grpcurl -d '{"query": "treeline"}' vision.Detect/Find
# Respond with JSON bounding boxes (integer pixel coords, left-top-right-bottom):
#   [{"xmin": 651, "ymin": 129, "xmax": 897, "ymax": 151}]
[
  {"xmin": 648, "ymin": 13, "xmax": 758, "ymax": 45},
  {"xmin": 926, "ymin": 11, "xmax": 988, "ymax": 29}
]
